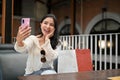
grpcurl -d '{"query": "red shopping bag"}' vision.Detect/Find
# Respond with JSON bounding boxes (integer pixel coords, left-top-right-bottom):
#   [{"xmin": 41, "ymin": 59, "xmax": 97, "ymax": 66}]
[{"xmin": 75, "ymin": 49, "xmax": 93, "ymax": 72}]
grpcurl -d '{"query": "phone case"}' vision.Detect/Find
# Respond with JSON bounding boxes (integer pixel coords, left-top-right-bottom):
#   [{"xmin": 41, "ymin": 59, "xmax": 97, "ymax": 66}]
[{"xmin": 21, "ymin": 18, "xmax": 30, "ymax": 27}]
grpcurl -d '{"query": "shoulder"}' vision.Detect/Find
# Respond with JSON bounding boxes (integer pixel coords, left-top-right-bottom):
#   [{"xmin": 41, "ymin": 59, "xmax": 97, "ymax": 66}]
[{"xmin": 28, "ymin": 35, "xmax": 37, "ymax": 39}]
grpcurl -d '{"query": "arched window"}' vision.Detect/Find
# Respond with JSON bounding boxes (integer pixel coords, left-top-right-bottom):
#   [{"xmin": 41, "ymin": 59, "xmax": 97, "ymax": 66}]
[
  {"xmin": 59, "ymin": 24, "xmax": 79, "ymax": 35},
  {"xmin": 90, "ymin": 19, "xmax": 120, "ymax": 34}
]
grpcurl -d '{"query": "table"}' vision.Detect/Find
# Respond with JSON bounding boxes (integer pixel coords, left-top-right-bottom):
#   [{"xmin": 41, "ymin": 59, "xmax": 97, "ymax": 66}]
[{"xmin": 18, "ymin": 69, "xmax": 120, "ymax": 80}]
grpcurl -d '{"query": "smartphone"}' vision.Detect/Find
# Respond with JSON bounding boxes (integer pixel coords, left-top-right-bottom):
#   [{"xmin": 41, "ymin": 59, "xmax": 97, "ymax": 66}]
[{"xmin": 21, "ymin": 18, "xmax": 30, "ymax": 27}]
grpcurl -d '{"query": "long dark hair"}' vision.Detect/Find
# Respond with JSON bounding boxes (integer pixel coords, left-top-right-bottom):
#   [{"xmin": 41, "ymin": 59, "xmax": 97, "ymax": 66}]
[{"xmin": 39, "ymin": 14, "xmax": 59, "ymax": 49}]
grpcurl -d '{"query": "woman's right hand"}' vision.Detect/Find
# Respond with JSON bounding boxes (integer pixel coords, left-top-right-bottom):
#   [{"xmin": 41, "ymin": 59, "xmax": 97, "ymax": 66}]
[{"xmin": 16, "ymin": 25, "xmax": 31, "ymax": 46}]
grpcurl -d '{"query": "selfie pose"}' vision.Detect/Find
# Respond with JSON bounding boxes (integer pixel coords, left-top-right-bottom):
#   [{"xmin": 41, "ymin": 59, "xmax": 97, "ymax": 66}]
[{"xmin": 14, "ymin": 14, "xmax": 59, "ymax": 76}]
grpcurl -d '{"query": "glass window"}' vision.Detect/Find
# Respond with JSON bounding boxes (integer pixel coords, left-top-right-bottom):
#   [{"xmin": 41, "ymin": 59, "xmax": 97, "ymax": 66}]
[
  {"xmin": 59, "ymin": 24, "xmax": 79, "ymax": 35},
  {"xmin": 91, "ymin": 19, "xmax": 120, "ymax": 34}
]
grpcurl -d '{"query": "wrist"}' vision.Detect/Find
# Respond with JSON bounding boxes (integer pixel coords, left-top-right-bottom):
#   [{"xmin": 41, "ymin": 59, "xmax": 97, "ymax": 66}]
[{"xmin": 17, "ymin": 41, "xmax": 24, "ymax": 47}]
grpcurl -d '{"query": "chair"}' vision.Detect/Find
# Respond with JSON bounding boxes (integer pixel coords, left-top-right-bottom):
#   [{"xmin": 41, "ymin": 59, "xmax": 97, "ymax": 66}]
[{"xmin": 0, "ymin": 53, "xmax": 27, "ymax": 80}]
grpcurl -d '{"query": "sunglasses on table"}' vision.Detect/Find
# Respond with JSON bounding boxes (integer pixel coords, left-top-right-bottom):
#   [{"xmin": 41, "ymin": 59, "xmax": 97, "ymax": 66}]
[{"xmin": 40, "ymin": 50, "xmax": 46, "ymax": 63}]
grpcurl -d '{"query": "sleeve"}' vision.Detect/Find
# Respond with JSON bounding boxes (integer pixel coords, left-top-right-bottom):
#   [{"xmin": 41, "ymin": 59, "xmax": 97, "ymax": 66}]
[
  {"xmin": 41, "ymin": 39, "xmax": 58, "ymax": 61},
  {"xmin": 14, "ymin": 35, "xmax": 35, "ymax": 53}
]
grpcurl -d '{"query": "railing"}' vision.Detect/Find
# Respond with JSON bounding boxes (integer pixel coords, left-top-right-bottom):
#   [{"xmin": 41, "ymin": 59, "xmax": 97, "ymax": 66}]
[
  {"xmin": 59, "ymin": 33, "xmax": 120, "ymax": 71},
  {"xmin": 0, "ymin": 37, "xmax": 16, "ymax": 44},
  {"xmin": 12, "ymin": 37, "xmax": 16, "ymax": 44},
  {"xmin": 1, "ymin": 33, "xmax": 120, "ymax": 71}
]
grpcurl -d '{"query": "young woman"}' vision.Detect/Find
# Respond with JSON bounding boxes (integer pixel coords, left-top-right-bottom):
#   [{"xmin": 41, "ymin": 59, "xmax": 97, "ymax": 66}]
[{"xmin": 14, "ymin": 14, "xmax": 59, "ymax": 76}]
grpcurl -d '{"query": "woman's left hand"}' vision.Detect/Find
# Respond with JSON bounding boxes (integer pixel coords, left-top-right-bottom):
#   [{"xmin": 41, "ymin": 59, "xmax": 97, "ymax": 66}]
[{"xmin": 45, "ymin": 29, "xmax": 55, "ymax": 40}]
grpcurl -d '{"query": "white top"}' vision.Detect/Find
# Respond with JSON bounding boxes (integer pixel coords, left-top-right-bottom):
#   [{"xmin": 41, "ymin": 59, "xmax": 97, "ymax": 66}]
[{"xmin": 14, "ymin": 35, "xmax": 58, "ymax": 75}]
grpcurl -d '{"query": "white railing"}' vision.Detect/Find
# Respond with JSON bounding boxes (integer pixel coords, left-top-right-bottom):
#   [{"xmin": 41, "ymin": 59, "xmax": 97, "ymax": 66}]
[
  {"xmin": 0, "ymin": 37, "xmax": 16, "ymax": 44},
  {"xmin": 59, "ymin": 33, "xmax": 120, "ymax": 71},
  {"xmin": 2, "ymin": 33, "xmax": 120, "ymax": 71},
  {"xmin": 12, "ymin": 37, "xmax": 16, "ymax": 44}
]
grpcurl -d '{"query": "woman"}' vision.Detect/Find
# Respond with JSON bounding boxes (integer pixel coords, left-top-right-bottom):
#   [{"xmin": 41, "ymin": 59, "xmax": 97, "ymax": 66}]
[{"xmin": 14, "ymin": 14, "xmax": 59, "ymax": 76}]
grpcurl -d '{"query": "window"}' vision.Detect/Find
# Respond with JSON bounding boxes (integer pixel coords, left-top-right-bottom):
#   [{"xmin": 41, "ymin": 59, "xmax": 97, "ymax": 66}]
[
  {"xmin": 90, "ymin": 19, "xmax": 120, "ymax": 34},
  {"xmin": 59, "ymin": 24, "xmax": 79, "ymax": 35},
  {"xmin": 0, "ymin": 0, "xmax": 22, "ymax": 16}
]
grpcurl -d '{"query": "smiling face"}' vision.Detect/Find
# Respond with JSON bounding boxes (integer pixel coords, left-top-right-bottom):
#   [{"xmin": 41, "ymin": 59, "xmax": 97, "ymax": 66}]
[{"xmin": 40, "ymin": 17, "xmax": 55, "ymax": 37}]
